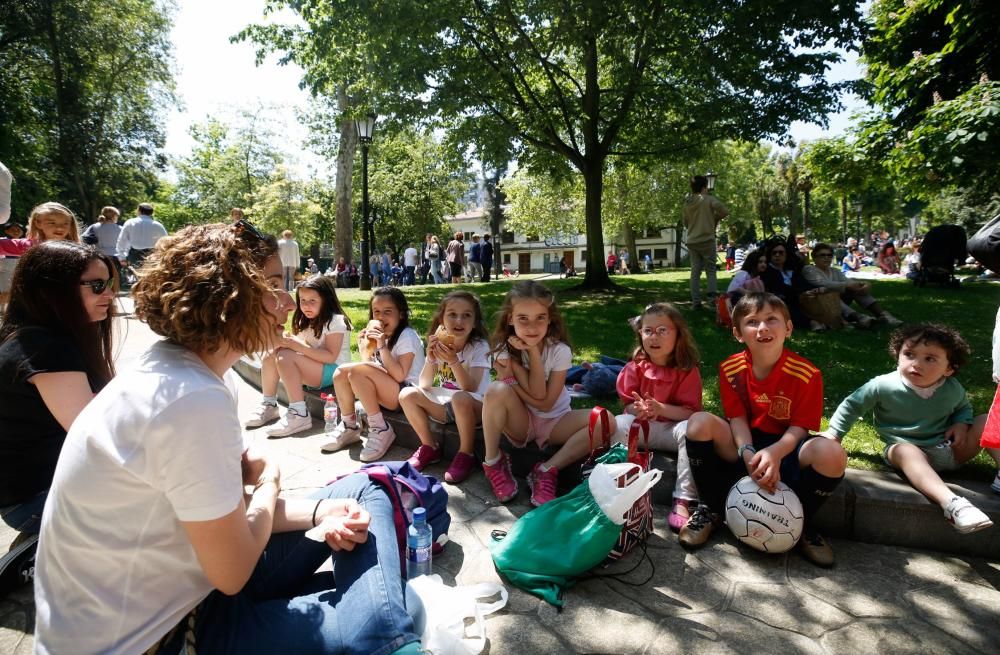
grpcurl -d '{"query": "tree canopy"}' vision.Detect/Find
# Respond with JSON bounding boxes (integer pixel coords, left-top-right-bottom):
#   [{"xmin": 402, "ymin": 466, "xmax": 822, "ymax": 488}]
[{"xmin": 241, "ymin": 0, "xmax": 863, "ymax": 287}]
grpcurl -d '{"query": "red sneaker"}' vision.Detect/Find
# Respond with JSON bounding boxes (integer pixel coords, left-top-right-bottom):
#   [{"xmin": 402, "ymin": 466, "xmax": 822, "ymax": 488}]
[
  {"xmin": 444, "ymin": 452, "xmax": 477, "ymax": 484},
  {"xmin": 406, "ymin": 444, "xmax": 442, "ymax": 471},
  {"xmin": 482, "ymin": 453, "xmax": 518, "ymax": 502},
  {"xmin": 527, "ymin": 463, "xmax": 559, "ymax": 507}
]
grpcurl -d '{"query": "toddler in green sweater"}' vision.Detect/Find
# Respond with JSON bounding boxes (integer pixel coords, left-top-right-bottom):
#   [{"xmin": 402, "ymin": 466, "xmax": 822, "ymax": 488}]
[{"xmin": 821, "ymin": 324, "xmax": 999, "ymax": 534}]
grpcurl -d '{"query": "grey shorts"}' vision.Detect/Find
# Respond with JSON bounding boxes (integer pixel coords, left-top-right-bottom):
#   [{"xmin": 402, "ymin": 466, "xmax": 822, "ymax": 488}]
[{"xmin": 882, "ymin": 440, "xmax": 959, "ymax": 472}]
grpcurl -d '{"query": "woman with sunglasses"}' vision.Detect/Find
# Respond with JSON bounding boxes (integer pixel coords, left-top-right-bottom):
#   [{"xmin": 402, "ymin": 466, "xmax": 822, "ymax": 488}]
[
  {"xmin": 759, "ymin": 237, "xmax": 825, "ymax": 331},
  {"xmin": 34, "ymin": 222, "xmax": 420, "ymax": 655},
  {"xmin": 0, "ymin": 242, "xmax": 116, "ymax": 594}
]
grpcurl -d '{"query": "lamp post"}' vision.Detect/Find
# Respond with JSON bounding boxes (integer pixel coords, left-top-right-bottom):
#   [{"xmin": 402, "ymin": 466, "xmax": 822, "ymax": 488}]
[
  {"xmin": 356, "ymin": 114, "xmax": 376, "ymax": 290},
  {"xmin": 851, "ymin": 199, "xmax": 862, "ymax": 247},
  {"xmin": 798, "ymin": 176, "xmax": 813, "ymax": 238},
  {"xmin": 705, "ymin": 170, "xmax": 716, "ymax": 191}
]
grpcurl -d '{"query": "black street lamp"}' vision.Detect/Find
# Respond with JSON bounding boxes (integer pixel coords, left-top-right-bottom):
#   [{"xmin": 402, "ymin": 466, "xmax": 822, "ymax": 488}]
[
  {"xmin": 852, "ymin": 199, "xmax": 862, "ymax": 247},
  {"xmin": 705, "ymin": 170, "xmax": 716, "ymax": 191},
  {"xmin": 356, "ymin": 114, "xmax": 377, "ymax": 290}
]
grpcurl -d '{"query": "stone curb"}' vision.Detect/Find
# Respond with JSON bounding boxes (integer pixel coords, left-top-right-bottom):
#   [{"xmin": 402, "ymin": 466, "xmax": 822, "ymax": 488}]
[{"xmin": 233, "ymin": 358, "xmax": 1000, "ymax": 558}]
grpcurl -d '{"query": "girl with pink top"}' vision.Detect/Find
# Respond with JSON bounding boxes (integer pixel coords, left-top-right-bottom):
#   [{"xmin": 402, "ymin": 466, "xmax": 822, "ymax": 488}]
[
  {"xmin": 0, "ymin": 202, "xmax": 80, "ymax": 256},
  {"xmin": 615, "ymin": 302, "xmax": 703, "ymax": 532}
]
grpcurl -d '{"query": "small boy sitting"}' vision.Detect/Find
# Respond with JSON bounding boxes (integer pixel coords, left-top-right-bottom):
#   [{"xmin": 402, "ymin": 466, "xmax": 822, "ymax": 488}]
[
  {"xmin": 820, "ymin": 324, "xmax": 998, "ymax": 533},
  {"xmin": 680, "ymin": 292, "xmax": 847, "ymax": 567}
]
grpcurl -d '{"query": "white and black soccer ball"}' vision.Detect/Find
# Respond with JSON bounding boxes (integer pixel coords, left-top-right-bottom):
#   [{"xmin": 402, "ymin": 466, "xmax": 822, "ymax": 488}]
[{"xmin": 725, "ymin": 476, "xmax": 804, "ymax": 553}]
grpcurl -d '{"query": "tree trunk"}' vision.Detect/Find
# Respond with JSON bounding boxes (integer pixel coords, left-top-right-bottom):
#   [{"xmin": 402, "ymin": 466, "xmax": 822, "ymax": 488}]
[
  {"xmin": 623, "ymin": 221, "xmax": 637, "ymax": 272},
  {"xmin": 674, "ymin": 221, "xmax": 684, "ymax": 267},
  {"xmin": 840, "ymin": 194, "xmax": 848, "ymax": 243},
  {"xmin": 334, "ymin": 88, "xmax": 357, "ymax": 264},
  {"xmin": 579, "ymin": 33, "xmax": 611, "ymax": 289}
]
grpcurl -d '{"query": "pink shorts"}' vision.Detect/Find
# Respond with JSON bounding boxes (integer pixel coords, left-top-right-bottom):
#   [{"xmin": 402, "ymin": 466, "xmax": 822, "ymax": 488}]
[{"xmin": 506, "ymin": 412, "xmax": 563, "ymax": 450}]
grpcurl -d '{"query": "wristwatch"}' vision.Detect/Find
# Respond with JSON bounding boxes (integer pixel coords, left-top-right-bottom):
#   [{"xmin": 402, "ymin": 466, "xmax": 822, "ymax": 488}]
[{"xmin": 737, "ymin": 444, "xmax": 757, "ymax": 460}]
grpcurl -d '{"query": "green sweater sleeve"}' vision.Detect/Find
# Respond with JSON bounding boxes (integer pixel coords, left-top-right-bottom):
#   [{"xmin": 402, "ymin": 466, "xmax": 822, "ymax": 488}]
[
  {"xmin": 828, "ymin": 378, "xmax": 880, "ymax": 437},
  {"xmin": 949, "ymin": 387, "xmax": 974, "ymax": 425}
]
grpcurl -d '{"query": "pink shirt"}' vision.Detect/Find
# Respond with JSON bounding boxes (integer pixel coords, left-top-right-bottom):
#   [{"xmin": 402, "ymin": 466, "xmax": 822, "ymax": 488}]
[
  {"xmin": 0, "ymin": 238, "xmax": 34, "ymax": 256},
  {"xmin": 616, "ymin": 359, "xmax": 703, "ymax": 421}
]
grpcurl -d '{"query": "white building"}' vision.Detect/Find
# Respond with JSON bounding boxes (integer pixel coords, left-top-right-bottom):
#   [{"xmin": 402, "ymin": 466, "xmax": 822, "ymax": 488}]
[{"xmin": 445, "ymin": 207, "xmax": 686, "ymax": 274}]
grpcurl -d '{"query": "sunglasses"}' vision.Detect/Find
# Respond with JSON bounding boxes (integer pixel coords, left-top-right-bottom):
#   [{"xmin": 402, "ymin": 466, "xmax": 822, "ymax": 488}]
[
  {"xmin": 234, "ymin": 218, "xmax": 265, "ymax": 242},
  {"xmin": 80, "ymin": 277, "xmax": 115, "ymax": 294}
]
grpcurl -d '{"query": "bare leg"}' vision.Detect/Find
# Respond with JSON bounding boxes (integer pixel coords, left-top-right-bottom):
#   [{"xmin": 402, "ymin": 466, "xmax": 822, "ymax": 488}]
[
  {"xmin": 399, "ymin": 388, "xmax": 448, "ymax": 447},
  {"xmin": 275, "ymin": 351, "xmax": 325, "ymax": 404},
  {"xmin": 451, "ymin": 392, "xmax": 483, "ymax": 455},
  {"xmin": 888, "ymin": 443, "xmax": 954, "ymax": 506},
  {"xmin": 481, "ymin": 382, "xmax": 529, "ymax": 461},
  {"xmin": 260, "ymin": 351, "xmax": 280, "ymax": 397},
  {"xmin": 347, "ymin": 365, "xmax": 404, "ymax": 414},
  {"xmin": 798, "ymin": 436, "xmax": 848, "ymax": 477},
  {"xmin": 332, "ymin": 362, "xmax": 363, "ymax": 417},
  {"xmin": 685, "ymin": 412, "xmax": 739, "ymax": 462},
  {"xmin": 543, "ymin": 408, "xmax": 610, "ymax": 470}
]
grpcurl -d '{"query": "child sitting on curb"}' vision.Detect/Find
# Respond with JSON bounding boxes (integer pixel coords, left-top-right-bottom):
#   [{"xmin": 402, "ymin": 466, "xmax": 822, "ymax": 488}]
[{"xmin": 820, "ymin": 324, "xmax": 998, "ymax": 533}]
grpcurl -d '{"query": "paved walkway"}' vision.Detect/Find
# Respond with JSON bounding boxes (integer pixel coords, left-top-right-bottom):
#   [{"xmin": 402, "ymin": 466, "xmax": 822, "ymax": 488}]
[{"xmin": 2, "ymin": 300, "xmax": 999, "ymax": 654}]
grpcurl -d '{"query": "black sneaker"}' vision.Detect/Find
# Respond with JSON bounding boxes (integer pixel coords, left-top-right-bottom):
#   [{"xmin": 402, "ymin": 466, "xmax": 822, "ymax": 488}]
[
  {"xmin": 678, "ymin": 506, "xmax": 719, "ymax": 549},
  {"xmin": 798, "ymin": 531, "xmax": 835, "ymax": 568},
  {"xmin": 0, "ymin": 532, "xmax": 38, "ymax": 597}
]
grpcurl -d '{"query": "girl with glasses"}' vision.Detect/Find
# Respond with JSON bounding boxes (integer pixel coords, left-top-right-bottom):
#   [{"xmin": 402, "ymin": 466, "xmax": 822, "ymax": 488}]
[
  {"xmin": 0, "ymin": 241, "xmax": 116, "ymax": 594},
  {"xmin": 615, "ymin": 302, "xmax": 704, "ymax": 532}
]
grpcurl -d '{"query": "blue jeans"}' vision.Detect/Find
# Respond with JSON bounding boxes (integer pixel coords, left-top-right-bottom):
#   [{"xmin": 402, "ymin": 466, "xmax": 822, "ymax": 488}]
[
  {"xmin": 0, "ymin": 490, "xmax": 48, "ymax": 535},
  {"xmin": 193, "ymin": 474, "xmax": 418, "ymax": 655},
  {"xmin": 430, "ymin": 260, "xmax": 444, "ymax": 284}
]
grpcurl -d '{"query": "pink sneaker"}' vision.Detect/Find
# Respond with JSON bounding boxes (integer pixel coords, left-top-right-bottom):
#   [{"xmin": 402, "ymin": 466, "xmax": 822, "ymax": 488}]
[
  {"xmin": 482, "ymin": 452, "xmax": 518, "ymax": 502},
  {"xmin": 668, "ymin": 498, "xmax": 692, "ymax": 532},
  {"xmin": 406, "ymin": 444, "xmax": 442, "ymax": 471},
  {"xmin": 527, "ymin": 463, "xmax": 559, "ymax": 507},
  {"xmin": 444, "ymin": 452, "xmax": 477, "ymax": 484}
]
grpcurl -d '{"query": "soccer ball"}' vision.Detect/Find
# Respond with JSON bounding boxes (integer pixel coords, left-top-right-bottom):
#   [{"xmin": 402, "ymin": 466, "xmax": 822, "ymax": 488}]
[{"xmin": 725, "ymin": 476, "xmax": 804, "ymax": 553}]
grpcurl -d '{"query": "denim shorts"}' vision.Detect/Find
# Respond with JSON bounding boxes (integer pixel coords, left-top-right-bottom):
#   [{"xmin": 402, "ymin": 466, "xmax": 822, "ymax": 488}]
[
  {"xmin": 882, "ymin": 440, "xmax": 958, "ymax": 472},
  {"xmin": 305, "ymin": 363, "xmax": 338, "ymax": 390},
  {"xmin": 0, "ymin": 490, "xmax": 48, "ymax": 535}
]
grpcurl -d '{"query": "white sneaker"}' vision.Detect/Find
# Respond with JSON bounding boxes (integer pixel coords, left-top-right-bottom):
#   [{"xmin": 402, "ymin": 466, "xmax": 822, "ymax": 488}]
[
  {"xmin": 856, "ymin": 314, "xmax": 874, "ymax": 329},
  {"xmin": 245, "ymin": 403, "xmax": 279, "ymax": 428},
  {"xmin": 320, "ymin": 422, "xmax": 363, "ymax": 453},
  {"xmin": 360, "ymin": 423, "xmax": 396, "ymax": 462},
  {"xmin": 943, "ymin": 496, "xmax": 993, "ymax": 534},
  {"xmin": 266, "ymin": 410, "xmax": 313, "ymax": 437}
]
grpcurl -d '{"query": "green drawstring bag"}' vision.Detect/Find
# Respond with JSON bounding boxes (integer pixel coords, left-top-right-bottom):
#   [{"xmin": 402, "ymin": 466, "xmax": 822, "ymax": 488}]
[{"xmin": 489, "ymin": 463, "xmax": 661, "ymax": 607}]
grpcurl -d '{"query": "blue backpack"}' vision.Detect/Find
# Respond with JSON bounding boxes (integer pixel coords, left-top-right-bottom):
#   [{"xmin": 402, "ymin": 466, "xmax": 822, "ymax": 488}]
[{"xmin": 343, "ymin": 461, "xmax": 451, "ymax": 569}]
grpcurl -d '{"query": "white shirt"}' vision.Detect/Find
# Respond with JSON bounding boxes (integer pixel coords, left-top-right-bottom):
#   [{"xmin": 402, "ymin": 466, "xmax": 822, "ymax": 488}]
[
  {"xmin": 404, "ymin": 247, "xmax": 419, "ymax": 267},
  {"xmin": 433, "ymin": 338, "xmax": 491, "ymax": 400},
  {"xmin": 499, "ymin": 340, "xmax": 573, "ymax": 418},
  {"xmin": 298, "ymin": 314, "xmax": 352, "ymax": 365},
  {"xmin": 277, "ymin": 238, "xmax": 301, "ymax": 268},
  {"xmin": 116, "ymin": 215, "xmax": 167, "ymax": 257},
  {"xmin": 373, "ymin": 326, "xmax": 425, "ymax": 386},
  {"xmin": 34, "ymin": 342, "xmax": 244, "ymax": 655}
]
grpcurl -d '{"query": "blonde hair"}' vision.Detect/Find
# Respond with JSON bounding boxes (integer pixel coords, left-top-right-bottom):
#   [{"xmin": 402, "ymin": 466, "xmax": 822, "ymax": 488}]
[
  {"xmin": 629, "ymin": 303, "xmax": 699, "ymax": 370},
  {"xmin": 490, "ymin": 280, "xmax": 570, "ymax": 356},
  {"xmin": 132, "ymin": 223, "xmax": 278, "ymax": 355},
  {"xmin": 28, "ymin": 202, "xmax": 80, "ymax": 242}
]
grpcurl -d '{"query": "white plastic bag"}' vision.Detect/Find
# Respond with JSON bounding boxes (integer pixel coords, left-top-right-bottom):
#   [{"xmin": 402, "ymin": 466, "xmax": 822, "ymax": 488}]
[
  {"xmin": 405, "ymin": 574, "xmax": 508, "ymax": 655},
  {"xmin": 587, "ymin": 462, "xmax": 662, "ymax": 524}
]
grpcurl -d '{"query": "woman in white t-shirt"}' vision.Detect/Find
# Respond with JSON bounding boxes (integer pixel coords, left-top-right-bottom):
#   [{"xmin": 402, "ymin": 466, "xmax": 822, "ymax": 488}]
[
  {"xmin": 322, "ymin": 287, "xmax": 425, "ymax": 461},
  {"xmin": 399, "ymin": 290, "xmax": 492, "ymax": 484},
  {"xmin": 245, "ymin": 275, "xmax": 354, "ymax": 437},
  {"xmin": 481, "ymin": 281, "xmax": 616, "ymax": 507},
  {"xmin": 33, "ymin": 222, "xmax": 420, "ymax": 655}
]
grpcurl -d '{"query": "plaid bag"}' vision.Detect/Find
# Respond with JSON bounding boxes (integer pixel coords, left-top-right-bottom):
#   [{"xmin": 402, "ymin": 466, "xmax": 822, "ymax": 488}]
[{"xmin": 581, "ymin": 408, "xmax": 654, "ymax": 560}]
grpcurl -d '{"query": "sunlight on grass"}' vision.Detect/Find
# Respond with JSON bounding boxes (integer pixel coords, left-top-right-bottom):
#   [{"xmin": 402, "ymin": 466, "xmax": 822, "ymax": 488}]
[{"xmin": 307, "ymin": 270, "xmax": 1000, "ymax": 479}]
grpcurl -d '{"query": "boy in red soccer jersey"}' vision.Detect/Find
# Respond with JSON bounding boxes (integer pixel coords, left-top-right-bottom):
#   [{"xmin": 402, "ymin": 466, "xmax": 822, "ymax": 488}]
[{"xmin": 679, "ymin": 292, "xmax": 847, "ymax": 567}]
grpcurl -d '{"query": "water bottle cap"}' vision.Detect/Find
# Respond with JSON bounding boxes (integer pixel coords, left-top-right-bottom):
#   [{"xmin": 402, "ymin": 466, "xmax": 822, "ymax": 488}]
[{"xmin": 412, "ymin": 507, "xmax": 427, "ymax": 522}]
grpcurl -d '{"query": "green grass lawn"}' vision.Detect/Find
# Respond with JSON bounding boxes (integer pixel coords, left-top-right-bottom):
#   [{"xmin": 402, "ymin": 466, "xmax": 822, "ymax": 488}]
[{"xmin": 318, "ymin": 269, "xmax": 1000, "ymax": 480}]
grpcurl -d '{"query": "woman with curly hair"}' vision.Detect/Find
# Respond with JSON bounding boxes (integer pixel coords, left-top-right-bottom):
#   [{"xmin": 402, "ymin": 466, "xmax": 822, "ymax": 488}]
[{"xmin": 34, "ymin": 222, "xmax": 420, "ymax": 655}]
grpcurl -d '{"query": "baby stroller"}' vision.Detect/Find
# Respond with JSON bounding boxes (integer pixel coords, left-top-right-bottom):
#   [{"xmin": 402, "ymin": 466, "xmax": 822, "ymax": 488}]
[{"xmin": 914, "ymin": 224, "xmax": 966, "ymax": 288}]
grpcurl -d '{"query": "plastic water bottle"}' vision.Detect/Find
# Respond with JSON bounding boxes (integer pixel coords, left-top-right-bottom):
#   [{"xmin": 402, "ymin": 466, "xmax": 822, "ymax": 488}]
[
  {"xmin": 321, "ymin": 393, "xmax": 339, "ymax": 432},
  {"xmin": 406, "ymin": 507, "xmax": 433, "ymax": 579}
]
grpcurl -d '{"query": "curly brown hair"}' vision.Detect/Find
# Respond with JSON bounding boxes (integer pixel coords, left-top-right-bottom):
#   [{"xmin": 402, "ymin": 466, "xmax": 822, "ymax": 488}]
[
  {"xmin": 132, "ymin": 223, "xmax": 278, "ymax": 354},
  {"xmin": 888, "ymin": 323, "xmax": 970, "ymax": 372}
]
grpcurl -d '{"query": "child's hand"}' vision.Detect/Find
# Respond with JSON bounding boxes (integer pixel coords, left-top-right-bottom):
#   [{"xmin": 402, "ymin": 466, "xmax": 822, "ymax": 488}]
[
  {"xmin": 748, "ymin": 448, "xmax": 781, "ymax": 493},
  {"xmin": 946, "ymin": 422, "xmax": 970, "ymax": 451},
  {"xmin": 816, "ymin": 430, "xmax": 840, "ymax": 442},
  {"xmin": 507, "ymin": 335, "xmax": 531, "ymax": 352},
  {"xmin": 494, "ymin": 356, "xmax": 512, "ymax": 378}
]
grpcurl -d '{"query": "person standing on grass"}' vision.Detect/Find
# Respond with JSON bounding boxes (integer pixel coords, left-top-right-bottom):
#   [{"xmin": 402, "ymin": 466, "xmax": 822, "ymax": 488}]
[
  {"xmin": 683, "ymin": 175, "xmax": 729, "ymax": 309},
  {"xmin": 403, "ymin": 243, "xmax": 419, "ymax": 286},
  {"xmin": 446, "ymin": 231, "xmax": 465, "ymax": 284},
  {"xmin": 277, "ymin": 229, "xmax": 301, "ymax": 291},
  {"xmin": 480, "ymin": 234, "xmax": 494, "ymax": 282},
  {"xmin": 468, "ymin": 234, "xmax": 483, "ymax": 282}
]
